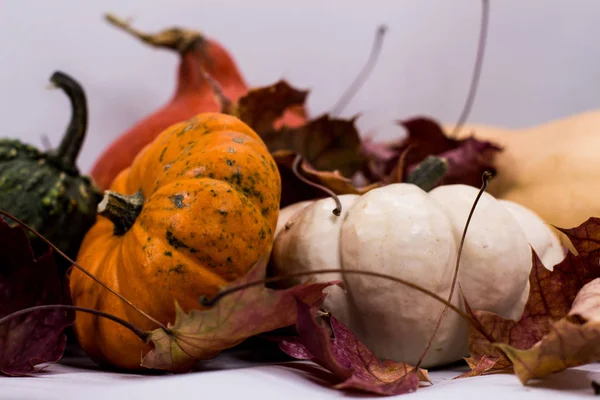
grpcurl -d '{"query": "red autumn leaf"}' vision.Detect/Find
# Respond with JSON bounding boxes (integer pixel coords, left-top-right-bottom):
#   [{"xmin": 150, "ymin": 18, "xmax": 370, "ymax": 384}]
[
  {"xmin": 235, "ymin": 80, "xmax": 363, "ymax": 177},
  {"xmin": 497, "ymin": 278, "xmax": 600, "ymax": 384},
  {"xmin": 0, "ymin": 217, "xmax": 73, "ymax": 376},
  {"xmin": 279, "ymin": 298, "xmax": 429, "ymax": 396},
  {"xmin": 141, "ymin": 256, "xmax": 338, "ymax": 373},
  {"xmin": 233, "ymin": 80, "xmax": 368, "ymax": 207},
  {"xmin": 235, "ymin": 80, "xmax": 309, "ymax": 134},
  {"xmin": 430, "ymin": 137, "xmax": 500, "ymax": 187},
  {"xmin": 465, "ymin": 217, "xmax": 600, "ymax": 376},
  {"xmin": 361, "ymin": 117, "xmax": 502, "ymax": 188}
]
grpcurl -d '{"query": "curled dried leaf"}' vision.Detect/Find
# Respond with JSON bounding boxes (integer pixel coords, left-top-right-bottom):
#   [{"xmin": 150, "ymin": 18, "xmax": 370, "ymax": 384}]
[
  {"xmin": 280, "ymin": 298, "xmax": 428, "ymax": 396},
  {"xmin": 497, "ymin": 278, "xmax": 600, "ymax": 384}
]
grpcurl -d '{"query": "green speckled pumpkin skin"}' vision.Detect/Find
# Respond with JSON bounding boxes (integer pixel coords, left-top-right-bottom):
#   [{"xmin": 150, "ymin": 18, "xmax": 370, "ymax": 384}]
[{"xmin": 0, "ymin": 139, "xmax": 101, "ymax": 258}]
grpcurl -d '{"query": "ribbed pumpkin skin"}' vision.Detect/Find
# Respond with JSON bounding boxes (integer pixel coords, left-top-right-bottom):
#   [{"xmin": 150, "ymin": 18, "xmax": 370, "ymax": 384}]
[
  {"xmin": 0, "ymin": 139, "xmax": 100, "ymax": 259},
  {"xmin": 70, "ymin": 113, "xmax": 281, "ymax": 370}
]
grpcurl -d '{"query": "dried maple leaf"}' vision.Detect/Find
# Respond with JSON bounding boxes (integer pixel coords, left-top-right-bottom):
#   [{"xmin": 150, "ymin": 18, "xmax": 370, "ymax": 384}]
[
  {"xmin": 0, "ymin": 218, "xmax": 73, "ymax": 376},
  {"xmin": 141, "ymin": 256, "xmax": 338, "ymax": 372},
  {"xmin": 497, "ymin": 278, "xmax": 600, "ymax": 384},
  {"xmin": 361, "ymin": 117, "xmax": 502, "ymax": 188},
  {"xmin": 234, "ymin": 80, "xmax": 309, "ymax": 134},
  {"xmin": 465, "ymin": 217, "xmax": 600, "ymax": 377},
  {"xmin": 273, "ymin": 150, "xmax": 378, "ymax": 207},
  {"xmin": 266, "ymin": 115, "xmax": 364, "ymax": 178},
  {"xmin": 280, "ymin": 299, "xmax": 429, "ymax": 396},
  {"xmin": 556, "ymin": 217, "xmax": 600, "ymax": 266},
  {"xmin": 232, "ymin": 81, "xmax": 369, "ymax": 207}
]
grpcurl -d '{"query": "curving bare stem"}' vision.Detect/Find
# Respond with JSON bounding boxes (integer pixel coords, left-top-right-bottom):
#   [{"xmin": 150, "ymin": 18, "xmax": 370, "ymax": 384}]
[
  {"xmin": 291, "ymin": 155, "xmax": 342, "ymax": 216},
  {"xmin": 448, "ymin": 0, "xmax": 490, "ymax": 139},
  {"xmin": 331, "ymin": 25, "xmax": 388, "ymax": 116},
  {"xmin": 414, "ymin": 170, "xmax": 494, "ymax": 371},
  {"xmin": 0, "ymin": 304, "xmax": 149, "ymax": 342}
]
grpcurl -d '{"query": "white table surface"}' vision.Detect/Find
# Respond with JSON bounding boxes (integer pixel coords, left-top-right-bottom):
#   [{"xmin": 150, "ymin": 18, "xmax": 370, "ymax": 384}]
[{"xmin": 3, "ymin": 345, "xmax": 600, "ymax": 400}]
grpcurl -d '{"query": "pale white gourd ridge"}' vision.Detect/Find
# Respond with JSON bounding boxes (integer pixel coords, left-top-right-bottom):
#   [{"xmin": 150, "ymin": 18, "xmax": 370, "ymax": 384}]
[
  {"xmin": 271, "ymin": 195, "xmax": 360, "ymax": 323},
  {"xmin": 339, "ymin": 184, "xmax": 466, "ymax": 367},
  {"xmin": 428, "ymin": 184, "xmax": 532, "ymax": 321},
  {"xmin": 498, "ymin": 199, "xmax": 565, "ymax": 271},
  {"xmin": 271, "ymin": 183, "xmax": 562, "ymax": 368},
  {"xmin": 274, "ymin": 200, "xmax": 313, "ymax": 238}
]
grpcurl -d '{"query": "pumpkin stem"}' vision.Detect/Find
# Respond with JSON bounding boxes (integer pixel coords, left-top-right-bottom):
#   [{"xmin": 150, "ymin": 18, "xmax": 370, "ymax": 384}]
[
  {"xmin": 448, "ymin": 0, "xmax": 490, "ymax": 139},
  {"xmin": 201, "ymin": 68, "xmax": 235, "ymax": 115},
  {"xmin": 98, "ymin": 190, "xmax": 145, "ymax": 236},
  {"xmin": 331, "ymin": 24, "xmax": 387, "ymax": 117},
  {"xmin": 104, "ymin": 13, "xmax": 204, "ymax": 54},
  {"xmin": 414, "ymin": 169, "xmax": 494, "ymax": 371},
  {"xmin": 405, "ymin": 155, "xmax": 448, "ymax": 191},
  {"xmin": 49, "ymin": 71, "xmax": 88, "ymax": 170},
  {"xmin": 292, "ymin": 155, "xmax": 342, "ymax": 216},
  {"xmin": 0, "ymin": 304, "xmax": 149, "ymax": 342}
]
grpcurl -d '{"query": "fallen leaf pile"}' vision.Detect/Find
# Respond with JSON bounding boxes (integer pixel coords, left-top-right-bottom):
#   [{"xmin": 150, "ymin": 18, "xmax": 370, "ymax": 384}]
[
  {"xmin": 227, "ymin": 81, "xmax": 501, "ymax": 207},
  {"xmin": 465, "ymin": 217, "xmax": 600, "ymax": 382}
]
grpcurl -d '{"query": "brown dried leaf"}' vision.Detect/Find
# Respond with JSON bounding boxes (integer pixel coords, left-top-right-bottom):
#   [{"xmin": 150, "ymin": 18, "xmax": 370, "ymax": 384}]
[
  {"xmin": 234, "ymin": 81, "xmax": 370, "ymax": 207},
  {"xmin": 497, "ymin": 278, "xmax": 600, "ymax": 384},
  {"xmin": 235, "ymin": 81, "xmax": 363, "ymax": 176},
  {"xmin": 279, "ymin": 299, "xmax": 428, "ymax": 396},
  {"xmin": 465, "ymin": 250, "xmax": 589, "ymax": 375},
  {"xmin": 273, "ymin": 151, "xmax": 378, "ymax": 207},
  {"xmin": 466, "ymin": 217, "xmax": 600, "ymax": 377},
  {"xmin": 556, "ymin": 217, "xmax": 600, "ymax": 266},
  {"xmin": 141, "ymin": 256, "xmax": 338, "ymax": 372},
  {"xmin": 266, "ymin": 115, "xmax": 364, "ymax": 177},
  {"xmin": 235, "ymin": 80, "xmax": 309, "ymax": 133}
]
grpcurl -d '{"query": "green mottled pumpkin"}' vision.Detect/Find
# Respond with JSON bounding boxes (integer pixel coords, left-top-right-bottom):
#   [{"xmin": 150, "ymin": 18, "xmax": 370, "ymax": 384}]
[{"xmin": 0, "ymin": 71, "xmax": 102, "ymax": 261}]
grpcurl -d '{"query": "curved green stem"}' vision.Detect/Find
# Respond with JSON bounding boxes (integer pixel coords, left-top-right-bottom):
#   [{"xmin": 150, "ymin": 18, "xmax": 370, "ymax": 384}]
[{"xmin": 50, "ymin": 71, "xmax": 88, "ymax": 169}]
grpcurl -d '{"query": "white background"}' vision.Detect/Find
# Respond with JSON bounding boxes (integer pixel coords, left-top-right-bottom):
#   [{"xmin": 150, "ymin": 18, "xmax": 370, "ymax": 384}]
[
  {"xmin": 2, "ymin": 2, "xmax": 600, "ymax": 398},
  {"xmin": 2, "ymin": 0, "xmax": 600, "ymax": 173}
]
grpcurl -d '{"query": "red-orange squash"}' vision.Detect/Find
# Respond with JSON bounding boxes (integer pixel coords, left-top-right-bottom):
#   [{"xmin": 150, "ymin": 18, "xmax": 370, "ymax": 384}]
[{"xmin": 70, "ymin": 112, "xmax": 281, "ymax": 370}]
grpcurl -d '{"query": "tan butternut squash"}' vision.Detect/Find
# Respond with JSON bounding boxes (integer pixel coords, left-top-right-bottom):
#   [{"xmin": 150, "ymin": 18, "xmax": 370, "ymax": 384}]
[{"xmin": 444, "ymin": 109, "xmax": 600, "ymax": 231}]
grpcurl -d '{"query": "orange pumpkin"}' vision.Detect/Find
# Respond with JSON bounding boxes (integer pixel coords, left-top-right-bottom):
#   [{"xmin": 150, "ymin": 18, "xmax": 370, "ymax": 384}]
[{"xmin": 70, "ymin": 112, "xmax": 281, "ymax": 370}]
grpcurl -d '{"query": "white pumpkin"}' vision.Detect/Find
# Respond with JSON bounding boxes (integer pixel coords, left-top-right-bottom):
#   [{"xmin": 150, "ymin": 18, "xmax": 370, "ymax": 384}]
[{"xmin": 271, "ymin": 183, "xmax": 565, "ymax": 368}]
